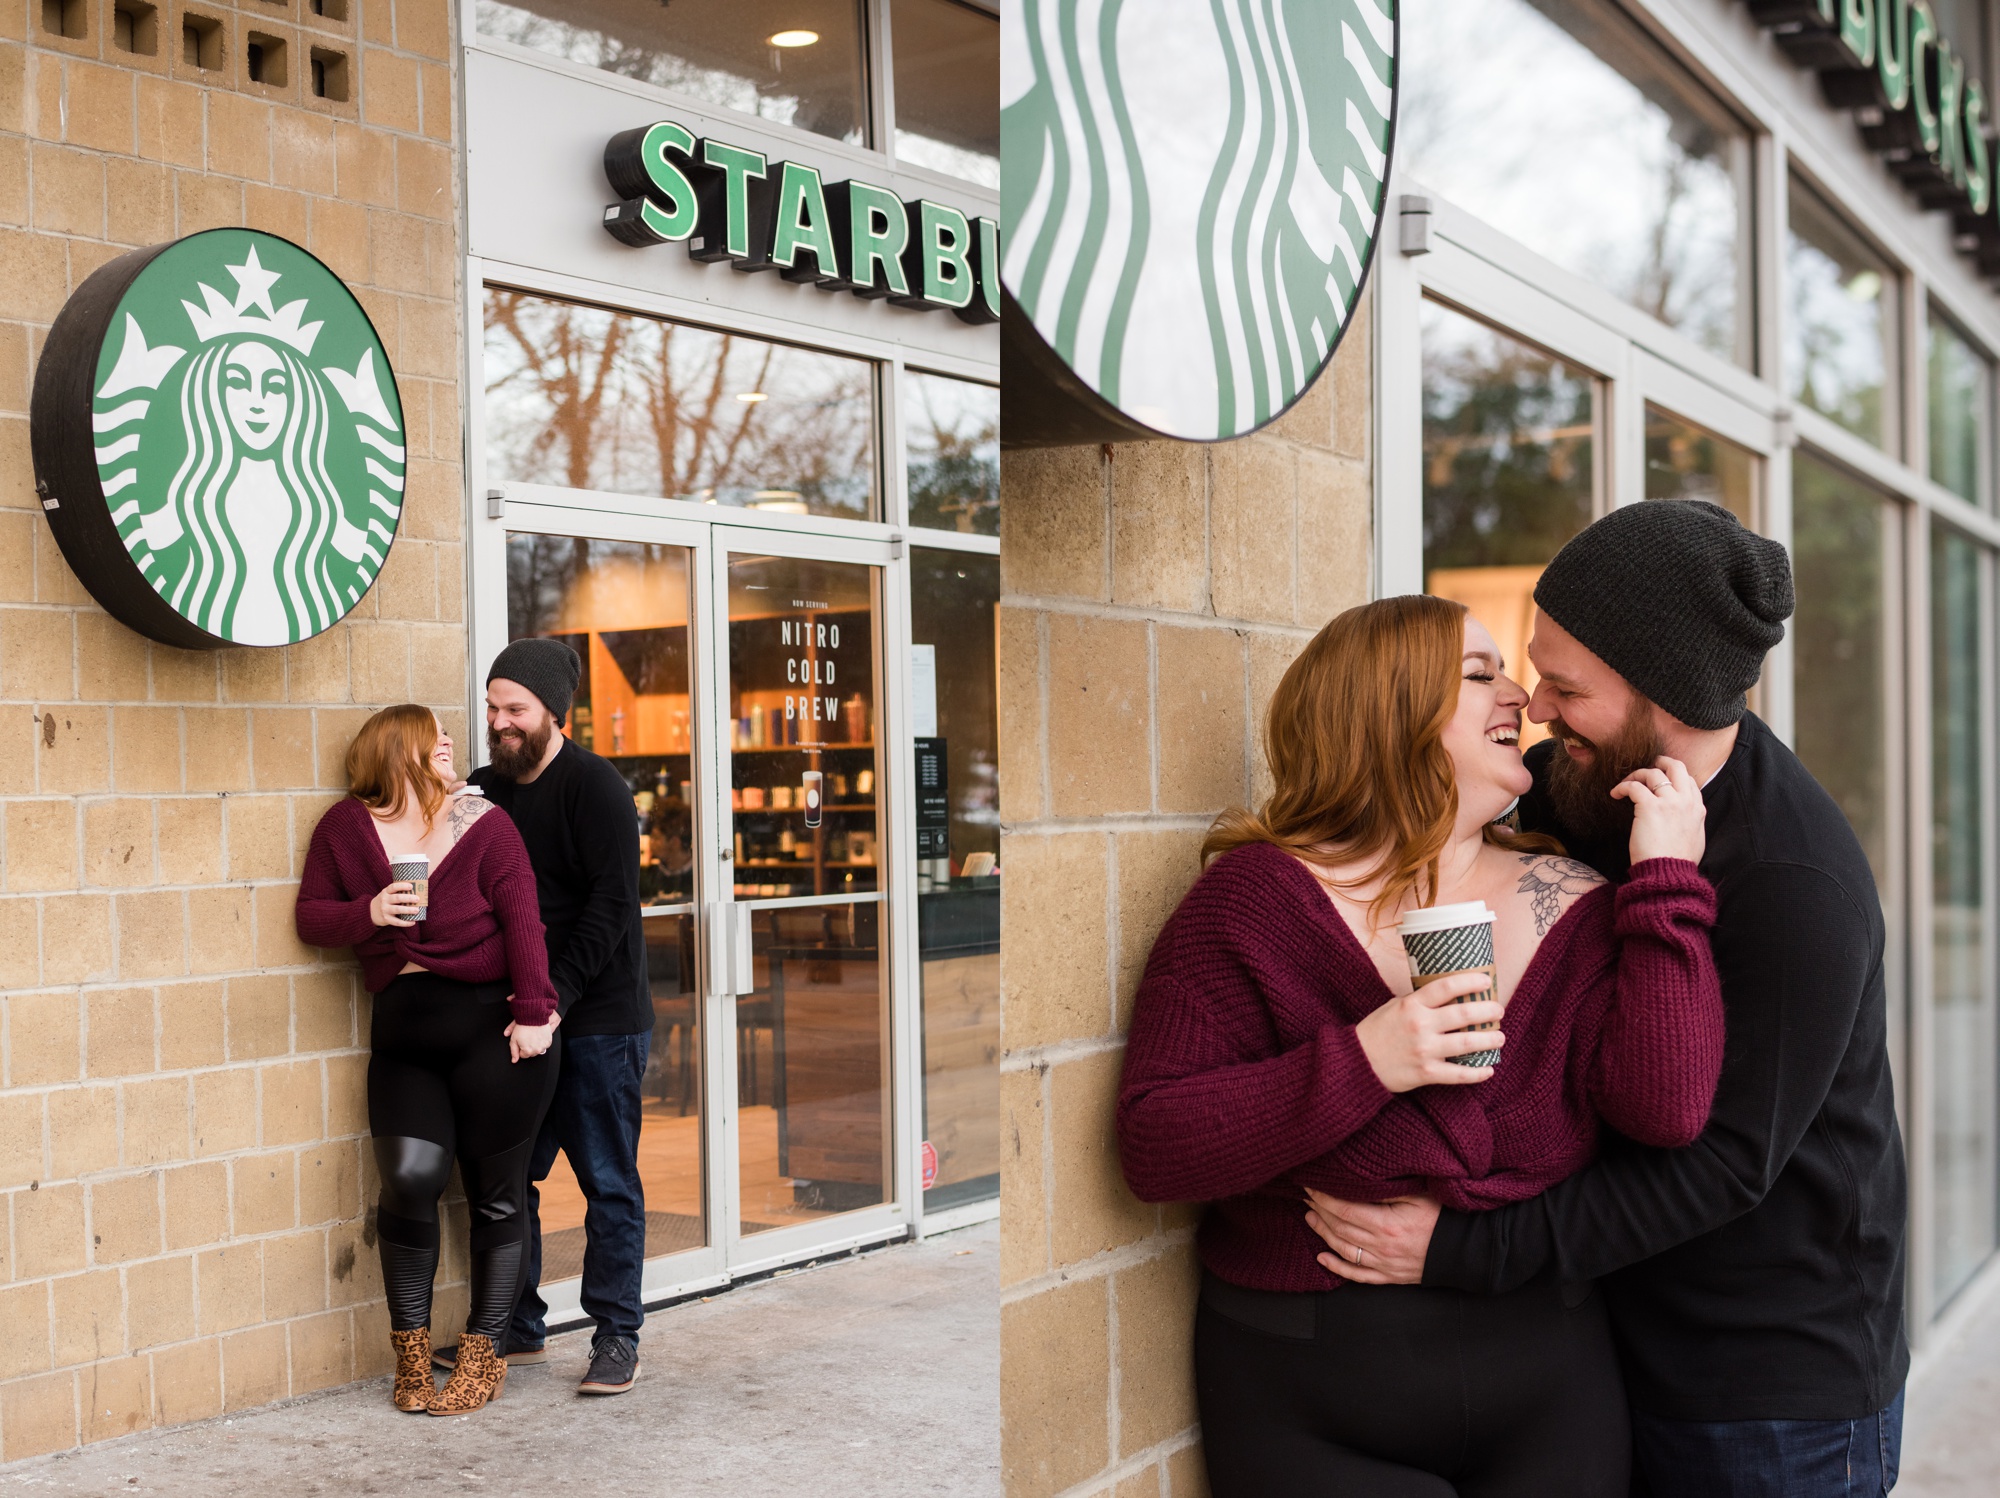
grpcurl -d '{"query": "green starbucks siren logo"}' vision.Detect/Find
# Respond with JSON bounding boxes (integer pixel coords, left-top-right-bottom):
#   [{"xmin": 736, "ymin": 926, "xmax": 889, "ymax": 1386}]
[
  {"xmin": 1001, "ymin": 0, "xmax": 1396, "ymax": 444},
  {"xmin": 30, "ymin": 229, "xmax": 405, "ymax": 649}
]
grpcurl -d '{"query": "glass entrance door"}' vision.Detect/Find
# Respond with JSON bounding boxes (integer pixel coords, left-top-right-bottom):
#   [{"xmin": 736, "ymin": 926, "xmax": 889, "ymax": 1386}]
[
  {"xmin": 496, "ymin": 508, "xmax": 904, "ymax": 1305},
  {"xmin": 711, "ymin": 530, "xmax": 899, "ymax": 1262},
  {"xmin": 502, "ymin": 525, "xmax": 720, "ymax": 1295}
]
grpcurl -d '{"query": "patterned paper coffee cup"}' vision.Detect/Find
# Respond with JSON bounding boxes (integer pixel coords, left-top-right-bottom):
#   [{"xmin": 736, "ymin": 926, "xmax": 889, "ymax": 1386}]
[
  {"xmin": 1397, "ymin": 900, "xmax": 1500, "ymax": 1068},
  {"xmin": 389, "ymin": 853, "xmax": 429, "ymax": 922}
]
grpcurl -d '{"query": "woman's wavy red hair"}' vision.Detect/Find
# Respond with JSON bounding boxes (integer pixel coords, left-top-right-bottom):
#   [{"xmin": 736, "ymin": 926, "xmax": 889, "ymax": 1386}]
[
  {"xmin": 1204, "ymin": 594, "xmax": 1552, "ymax": 923},
  {"xmin": 344, "ymin": 703, "xmax": 449, "ymax": 829}
]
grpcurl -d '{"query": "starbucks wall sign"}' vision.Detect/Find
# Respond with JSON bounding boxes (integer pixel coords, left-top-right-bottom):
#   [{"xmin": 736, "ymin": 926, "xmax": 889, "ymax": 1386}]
[
  {"xmin": 30, "ymin": 229, "xmax": 406, "ymax": 649},
  {"xmin": 601, "ymin": 121, "xmax": 1002, "ymax": 324},
  {"xmin": 1000, "ymin": 0, "xmax": 1398, "ymax": 446}
]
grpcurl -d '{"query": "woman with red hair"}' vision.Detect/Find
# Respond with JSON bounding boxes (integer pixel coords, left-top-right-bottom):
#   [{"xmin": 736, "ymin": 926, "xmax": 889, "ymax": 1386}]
[
  {"xmin": 1118, "ymin": 595, "xmax": 1725, "ymax": 1496},
  {"xmin": 297, "ymin": 703, "xmax": 558, "ymax": 1417}
]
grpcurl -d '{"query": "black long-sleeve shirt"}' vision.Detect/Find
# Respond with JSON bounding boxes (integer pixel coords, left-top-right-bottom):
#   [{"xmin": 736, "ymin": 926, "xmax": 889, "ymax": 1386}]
[
  {"xmin": 1424, "ymin": 713, "xmax": 1907, "ymax": 1421},
  {"xmin": 470, "ymin": 738, "xmax": 648, "ymax": 1037}
]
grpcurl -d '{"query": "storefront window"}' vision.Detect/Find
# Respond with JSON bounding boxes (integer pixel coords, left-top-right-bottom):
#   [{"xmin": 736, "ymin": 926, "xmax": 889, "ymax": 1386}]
[
  {"xmin": 910, "ymin": 550, "xmax": 999, "ymax": 1211},
  {"xmin": 475, "ymin": 0, "xmax": 870, "ymax": 146},
  {"xmin": 1421, "ymin": 299, "xmax": 1597, "ymax": 745},
  {"xmin": 1791, "ymin": 454, "xmax": 1895, "ymax": 889},
  {"xmin": 1787, "ymin": 181, "xmax": 1895, "ymax": 449},
  {"xmin": 1400, "ymin": 0, "xmax": 1751, "ymax": 365},
  {"xmin": 1644, "ymin": 405, "xmax": 1757, "ymax": 527},
  {"xmin": 905, "ymin": 370, "xmax": 998, "ymax": 534},
  {"xmin": 1930, "ymin": 309, "xmax": 1991, "ymax": 508},
  {"xmin": 484, "ymin": 288, "xmax": 878, "ymax": 521},
  {"xmin": 1932, "ymin": 525, "xmax": 1994, "ymax": 1305},
  {"xmin": 505, "ymin": 534, "xmax": 707, "ymax": 1265},
  {"xmin": 891, "ymin": 0, "xmax": 999, "ymax": 186}
]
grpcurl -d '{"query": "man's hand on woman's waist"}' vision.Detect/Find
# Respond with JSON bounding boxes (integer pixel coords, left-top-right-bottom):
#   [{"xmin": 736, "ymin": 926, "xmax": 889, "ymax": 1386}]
[{"xmin": 1302, "ymin": 1189, "xmax": 1438, "ymax": 1285}]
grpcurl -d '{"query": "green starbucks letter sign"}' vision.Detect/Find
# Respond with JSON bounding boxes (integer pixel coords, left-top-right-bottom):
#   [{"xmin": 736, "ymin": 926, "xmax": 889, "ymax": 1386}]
[
  {"xmin": 30, "ymin": 229, "xmax": 406, "ymax": 649},
  {"xmin": 1001, "ymin": 0, "xmax": 1397, "ymax": 445}
]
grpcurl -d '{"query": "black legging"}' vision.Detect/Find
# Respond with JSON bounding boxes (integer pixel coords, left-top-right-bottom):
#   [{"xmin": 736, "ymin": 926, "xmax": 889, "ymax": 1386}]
[
  {"xmin": 1196, "ymin": 1271, "xmax": 1630, "ymax": 1497},
  {"xmin": 368, "ymin": 972, "xmax": 560, "ymax": 1340}
]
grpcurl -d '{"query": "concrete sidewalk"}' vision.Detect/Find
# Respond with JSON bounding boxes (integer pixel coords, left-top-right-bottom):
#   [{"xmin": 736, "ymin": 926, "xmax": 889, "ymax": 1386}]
[
  {"xmin": 0, "ymin": 1219, "xmax": 998, "ymax": 1498},
  {"xmin": 1900, "ymin": 1262, "xmax": 2000, "ymax": 1496}
]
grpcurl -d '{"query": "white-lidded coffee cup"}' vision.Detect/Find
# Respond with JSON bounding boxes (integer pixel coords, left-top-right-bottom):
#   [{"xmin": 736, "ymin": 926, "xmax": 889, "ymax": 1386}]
[
  {"xmin": 1397, "ymin": 900, "xmax": 1500, "ymax": 1068},
  {"xmin": 389, "ymin": 853, "xmax": 429, "ymax": 922}
]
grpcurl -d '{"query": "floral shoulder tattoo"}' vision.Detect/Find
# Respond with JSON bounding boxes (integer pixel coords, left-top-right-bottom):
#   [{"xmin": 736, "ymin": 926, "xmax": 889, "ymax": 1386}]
[
  {"xmin": 1515, "ymin": 855, "xmax": 1604, "ymax": 937},
  {"xmin": 446, "ymin": 791, "xmax": 490, "ymax": 843}
]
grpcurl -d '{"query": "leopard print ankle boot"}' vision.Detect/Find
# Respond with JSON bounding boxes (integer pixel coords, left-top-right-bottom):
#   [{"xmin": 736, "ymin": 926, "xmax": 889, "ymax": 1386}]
[
  {"xmin": 390, "ymin": 1328, "xmax": 434, "ymax": 1412},
  {"xmin": 427, "ymin": 1332, "xmax": 507, "ymax": 1415}
]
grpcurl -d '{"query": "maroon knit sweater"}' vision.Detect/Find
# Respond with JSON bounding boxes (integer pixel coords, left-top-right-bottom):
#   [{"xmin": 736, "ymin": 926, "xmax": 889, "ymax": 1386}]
[
  {"xmin": 295, "ymin": 797, "xmax": 559, "ymax": 1024},
  {"xmin": 1117, "ymin": 842, "xmax": 1724, "ymax": 1291}
]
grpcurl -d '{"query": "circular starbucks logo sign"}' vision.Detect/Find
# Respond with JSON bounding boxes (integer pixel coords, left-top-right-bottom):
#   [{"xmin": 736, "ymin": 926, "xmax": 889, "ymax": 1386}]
[
  {"xmin": 30, "ymin": 229, "xmax": 405, "ymax": 649},
  {"xmin": 1001, "ymin": 0, "xmax": 1397, "ymax": 444}
]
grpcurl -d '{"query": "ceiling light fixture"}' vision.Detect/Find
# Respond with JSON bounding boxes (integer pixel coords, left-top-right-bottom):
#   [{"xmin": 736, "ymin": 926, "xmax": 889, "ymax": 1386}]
[
  {"xmin": 768, "ymin": 29, "xmax": 819, "ymax": 47},
  {"xmin": 737, "ymin": 391, "xmax": 768, "ymax": 402}
]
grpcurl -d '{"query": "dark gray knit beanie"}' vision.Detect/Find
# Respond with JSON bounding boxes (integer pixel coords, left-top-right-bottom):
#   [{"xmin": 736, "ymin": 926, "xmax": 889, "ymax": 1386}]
[
  {"xmin": 487, "ymin": 637, "xmax": 581, "ymax": 726},
  {"xmin": 1533, "ymin": 500, "xmax": 1793, "ymax": 730}
]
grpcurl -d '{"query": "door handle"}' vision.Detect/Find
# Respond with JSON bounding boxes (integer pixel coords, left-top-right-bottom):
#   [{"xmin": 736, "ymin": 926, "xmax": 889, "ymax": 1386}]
[{"xmin": 707, "ymin": 901, "xmax": 755, "ymax": 997}]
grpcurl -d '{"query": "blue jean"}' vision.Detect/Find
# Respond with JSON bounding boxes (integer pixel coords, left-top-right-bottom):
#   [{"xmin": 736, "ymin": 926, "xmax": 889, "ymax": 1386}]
[
  {"xmin": 509, "ymin": 1030, "xmax": 649, "ymax": 1347},
  {"xmin": 1632, "ymin": 1387, "xmax": 1902, "ymax": 1497}
]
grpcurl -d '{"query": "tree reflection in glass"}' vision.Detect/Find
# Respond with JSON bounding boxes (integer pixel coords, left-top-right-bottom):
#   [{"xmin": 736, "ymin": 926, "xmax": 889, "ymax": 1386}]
[
  {"xmin": 483, "ymin": 288, "xmax": 877, "ymax": 520},
  {"xmin": 475, "ymin": 0, "xmax": 868, "ymax": 145},
  {"xmin": 1421, "ymin": 299, "xmax": 1597, "ymax": 745},
  {"xmin": 1790, "ymin": 453, "xmax": 1891, "ymax": 886},
  {"xmin": 904, "ymin": 371, "xmax": 998, "ymax": 535},
  {"xmin": 890, "ymin": 0, "xmax": 999, "ymax": 186},
  {"xmin": 1644, "ymin": 405, "xmax": 1757, "ymax": 527},
  {"xmin": 1786, "ymin": 183, "xmax": 1894, "ymax": 449},
  {"xmin": 1931, "ymin": 525, "xmax": 1993, "ymax": 1304},
  {"xmin": 1401, "ymin": 0, "xmax": 1750, "ymax": 364},
  {"xmin": 1929, "ymin": 310, "xmax": 1991, "ymax": 508}
]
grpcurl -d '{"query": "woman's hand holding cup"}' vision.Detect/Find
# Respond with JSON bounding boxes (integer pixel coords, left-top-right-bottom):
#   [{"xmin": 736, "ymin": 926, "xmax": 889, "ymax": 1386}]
[
  {"xmin": 1355, "ymin": 972, "xmax": 1506, "ymax": 1092},
  {"xmin": 1613, "ymin": 754, "xmax": 1706, "ymax": 867},
  {"xmin": 369, "ymin": 881, "xmax": 420, "ymax": 928}
]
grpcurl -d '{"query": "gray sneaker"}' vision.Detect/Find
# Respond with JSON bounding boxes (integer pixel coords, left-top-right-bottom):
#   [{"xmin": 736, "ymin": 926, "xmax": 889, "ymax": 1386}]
[{"xmin": 578, "ymin": 1335, "xmax": 639, "ymax": 1395}]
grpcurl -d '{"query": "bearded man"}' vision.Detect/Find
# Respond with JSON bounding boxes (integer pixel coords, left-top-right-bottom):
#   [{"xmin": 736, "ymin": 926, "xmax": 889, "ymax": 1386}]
[
  {"xmin": 1306, "ymin": 501, "xmax": 1908, "ymax": 1496},
  {"xmin": 451, "ymin": 637, "xmax": 650, "ymax": 1397}
]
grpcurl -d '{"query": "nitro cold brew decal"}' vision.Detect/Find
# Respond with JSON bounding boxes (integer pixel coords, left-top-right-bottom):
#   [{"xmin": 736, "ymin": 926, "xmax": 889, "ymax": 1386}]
[
  {"xmin": 30, "ymin": 229, "xmax": 405, "ymax": 649},
  {"xmin": 780, "ymin": 612, "xmax": 844, "ymax": 741}
]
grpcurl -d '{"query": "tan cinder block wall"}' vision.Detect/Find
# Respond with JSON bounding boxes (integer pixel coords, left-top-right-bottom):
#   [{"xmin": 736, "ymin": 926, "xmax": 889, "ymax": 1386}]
[
  {"xmin": 998, "ymin": 306, "xmax": 1374, "ymax": 1497},
  {"xmin": 0, "ymin": 0, "xmax": 467, "ymax": 1462}
]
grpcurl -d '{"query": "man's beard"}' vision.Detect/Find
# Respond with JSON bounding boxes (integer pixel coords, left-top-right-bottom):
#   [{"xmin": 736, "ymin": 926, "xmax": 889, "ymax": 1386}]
[
  {"xmin": 1543, "ymin": 697, "xmax": 1664, "ymax": 844},
  {"xmin": 487, "ymin": 716, "xmax": 554, "ymax": 778}
]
